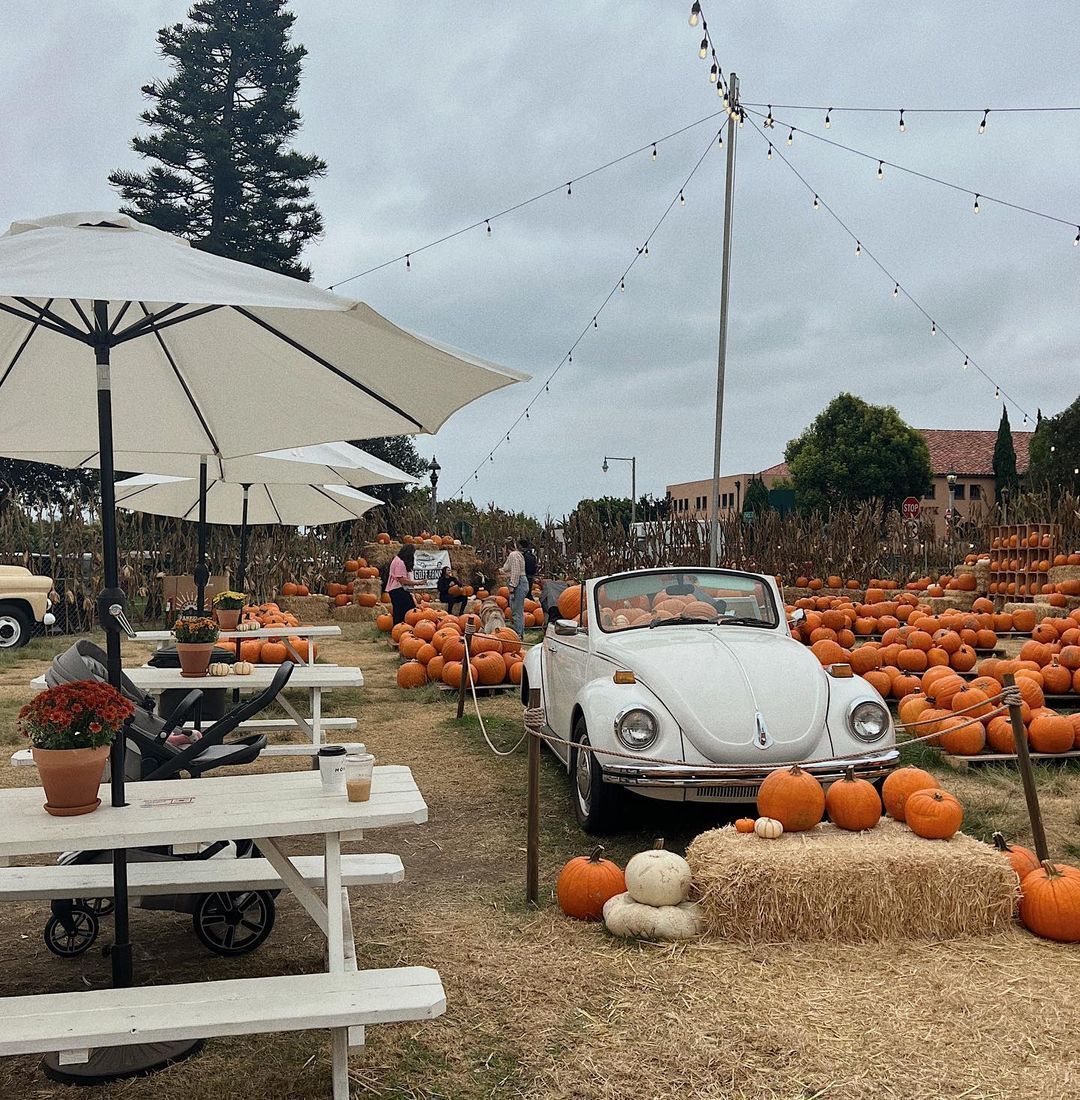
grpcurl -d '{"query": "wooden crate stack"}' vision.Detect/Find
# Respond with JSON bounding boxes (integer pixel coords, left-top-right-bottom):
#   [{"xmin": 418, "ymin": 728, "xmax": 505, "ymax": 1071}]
[{"xmin": 987, "ymin": 523, "xmax": 1059, "ymax": 602}]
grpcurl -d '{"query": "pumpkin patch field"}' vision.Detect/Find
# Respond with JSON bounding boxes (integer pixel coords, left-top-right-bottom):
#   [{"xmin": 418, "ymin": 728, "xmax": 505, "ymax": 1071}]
[{"xmin": 1, "ymin": 627, "xmax": 1080, "ymax": 1099}]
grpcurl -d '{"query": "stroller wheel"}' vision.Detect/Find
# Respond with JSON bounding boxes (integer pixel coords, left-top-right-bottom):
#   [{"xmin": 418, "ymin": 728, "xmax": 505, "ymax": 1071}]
[
  {"xmin": 192, "ymin": 890, "xmax": 275, "ymax": 956},
  {"xmin": 85, "ymin": 897, "xmax": 115, "ymax": 917},
  {"xmin": 44, "ymin": 906, "xmax": 99, "ymax": 958}
]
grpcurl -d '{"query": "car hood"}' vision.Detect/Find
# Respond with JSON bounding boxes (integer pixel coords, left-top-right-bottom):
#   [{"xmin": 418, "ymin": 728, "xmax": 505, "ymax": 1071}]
[{"xmin": 596, "ymin": 626, "xmax": 832, "ymax": 762}]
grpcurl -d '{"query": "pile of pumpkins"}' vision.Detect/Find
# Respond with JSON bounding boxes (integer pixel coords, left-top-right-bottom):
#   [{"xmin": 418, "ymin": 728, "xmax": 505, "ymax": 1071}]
[
  {"xmin": 377, "ymin": 584, "xmax": 547, "ymax": 638},
  {"xmin": 556, "ymin": 842, "xmax": 703, "ymax": 942},
  {"xmin": 229, "ymin": 602, "xmax": 319, "ymax": 665},
  {"xmin": 896, "ymin": 667, "xmax": 1080, "ymax": 757},
  {"xmin": 388, "ymin": 605, "xmax": 525, "ymax": 690},
  {"xmin": 1007, "ymin": 608, "xmax": 1080, "ymax": 697},
  {"xmin": 374, "ymin": 531, "xmax": 462, "ymax": 548}
]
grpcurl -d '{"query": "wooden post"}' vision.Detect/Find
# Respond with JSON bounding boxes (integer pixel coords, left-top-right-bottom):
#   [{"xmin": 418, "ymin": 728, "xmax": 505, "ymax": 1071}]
[
  {"xmin": 526, "ymin": 687, "xmax": 542, "ymax": 907},
  {"xmin": 456, "ymin": 622, "xmax": 475, "ymax": 719},
  {"xmin": 1002, "ymin": 672, "xmax": 1049, "ymax": 861}
]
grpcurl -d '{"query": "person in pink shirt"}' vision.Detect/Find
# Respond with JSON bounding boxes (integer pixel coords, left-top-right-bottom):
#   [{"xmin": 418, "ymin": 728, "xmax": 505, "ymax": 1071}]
[{"xmin": 386, "ymin": 544, "xmax": 421, "ymax": 625}]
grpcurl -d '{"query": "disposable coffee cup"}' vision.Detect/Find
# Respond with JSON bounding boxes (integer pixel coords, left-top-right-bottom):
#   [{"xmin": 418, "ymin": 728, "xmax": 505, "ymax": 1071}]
[
  {"xmin": 345, "ymin": 752, "xmax": 375, "ymax": 803},
  {"xmin": 318, "ymin": 745, "xmax": 348, "ymax": 795}
]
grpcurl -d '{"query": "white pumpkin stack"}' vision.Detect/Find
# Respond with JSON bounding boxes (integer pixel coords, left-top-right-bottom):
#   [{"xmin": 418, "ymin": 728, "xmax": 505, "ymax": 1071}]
[{"xmin": 602, "ymin": 842, "xmax": 703, "ymax": 941}]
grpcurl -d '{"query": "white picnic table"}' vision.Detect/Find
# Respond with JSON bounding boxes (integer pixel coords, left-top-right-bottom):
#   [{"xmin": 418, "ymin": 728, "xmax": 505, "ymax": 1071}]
[
  {"xmin": 0, "ymin": 767, "xmax": 440, "ymax": 1098},
  {"xmin": 136, "ymin": 624, "xmax": 341, "ymax": 665},
  {"xmin": 30, "ymin": 662, "xmax": 363, "ymax": 747}
]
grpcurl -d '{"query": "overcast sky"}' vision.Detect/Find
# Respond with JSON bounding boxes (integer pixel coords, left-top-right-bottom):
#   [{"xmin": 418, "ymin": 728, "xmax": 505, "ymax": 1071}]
[{"xmin": 2, "ymin": 2, "xmax": 1078, "ymax": 517}]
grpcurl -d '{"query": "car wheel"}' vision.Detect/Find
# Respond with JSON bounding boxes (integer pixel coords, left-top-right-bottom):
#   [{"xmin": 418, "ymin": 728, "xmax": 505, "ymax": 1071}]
[
  {"xmin": 571, "ymin": 717, "xmax": 621, "ymax": 834},
  {"xmin": 0, "ymin": 604, "xmax": 31, "ymax": 649}
]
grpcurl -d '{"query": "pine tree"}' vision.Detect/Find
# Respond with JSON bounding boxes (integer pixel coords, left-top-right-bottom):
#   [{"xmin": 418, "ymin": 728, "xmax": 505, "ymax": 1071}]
[
  {"xmin": 109, "ymin": 0, "xmax": 326, "ymax": 280},
  {"xmin": 992, "ymin": 406, "xmax": 1018, "ymax": 501}
]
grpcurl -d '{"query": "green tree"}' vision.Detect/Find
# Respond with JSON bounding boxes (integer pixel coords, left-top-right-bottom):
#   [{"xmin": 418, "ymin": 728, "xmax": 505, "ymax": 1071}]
[
  {"xmin": 784, "ymin": 393, "xmax": 932, "ymax": 512},
  {"xmin": 109, "ymin": 0, "xmax": 326, "ymax": 280},
  {"xmin": 743, "ymin": 476, "xmax": 771, "ymax": 515},
  {"xmin": 1027, "ymin": 395, "xmax": 1080, "ymax": 495},
  {"xmin": 351, "ymin": 436, "xmax": 430, "ymax": 507},
  {"xmin": 992, "ymin": 406, "xmax": 1019, "ymax": 501}
]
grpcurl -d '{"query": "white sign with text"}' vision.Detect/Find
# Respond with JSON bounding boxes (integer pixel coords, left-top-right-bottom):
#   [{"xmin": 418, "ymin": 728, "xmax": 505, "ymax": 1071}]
[{"xmin": 412, "ymin": 548, "xmax": 451, "ymax": 590}]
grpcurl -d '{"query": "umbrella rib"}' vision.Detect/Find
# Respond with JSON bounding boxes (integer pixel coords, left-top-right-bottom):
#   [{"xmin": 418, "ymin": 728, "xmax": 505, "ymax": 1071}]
[
  {"xmin": 136, "ymin": 302, "xmax": 222, "ymax": 460},
  {"xmin": 67, "ymin": 299, "xmax": 94, "ymax": 333},
  {"xmin": 0, "ymin": 298, "xmax": 51, "ymax": 391},
  {"xmin": 312, "ymin": 484, "xmax": 363, "ymax": 520},
  {"xmin": 229, "ymin": 306, "xmax": 424, "ymax": 432},
  {"xmin": 112, "ymin": 303, "xmax": 225, "ymax": 345},
  {"xmin": 264, "ymin": 485, "xmax": 284, "ymax": 525},
  {"xmin": 0, "ymin": 301, "xmax": 90, "ymax": 342},
  {"xmin": 13, "ymin": 297, "xmax": 90, "ymax": 339},
  {"xmin": 106, "ymin": 300, "xmax": 133, "ymax": 334}
]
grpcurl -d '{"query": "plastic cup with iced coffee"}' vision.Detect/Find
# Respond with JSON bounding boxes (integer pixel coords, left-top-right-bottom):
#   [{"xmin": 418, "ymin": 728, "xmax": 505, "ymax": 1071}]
[{"xmin": 345, "ymin": 752, "xmax": 375, "ymax": 802}]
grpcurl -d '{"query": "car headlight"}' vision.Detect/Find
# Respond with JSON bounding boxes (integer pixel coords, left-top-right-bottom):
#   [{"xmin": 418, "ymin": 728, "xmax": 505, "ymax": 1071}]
[
  {"xmin": 849, "ymin": 700, "xmax": 889, "ymax": 742},
  {"xmin": 614, "ymin": 706, "xmax": 658, "ymax": 750}
]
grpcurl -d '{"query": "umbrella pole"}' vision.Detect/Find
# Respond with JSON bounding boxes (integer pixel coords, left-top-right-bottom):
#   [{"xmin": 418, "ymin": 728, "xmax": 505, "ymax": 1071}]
[
  {"xmin": 237, "ymin": 484, "xmax": 250, "ymax": 592},
  {"xmin": 195, "ymin": 454, "xmax": 209, "ymax": 611}
]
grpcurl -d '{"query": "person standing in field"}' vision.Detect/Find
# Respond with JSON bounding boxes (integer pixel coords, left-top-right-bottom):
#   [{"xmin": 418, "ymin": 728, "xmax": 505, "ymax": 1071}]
[
  {"xmin": 520, "ymin": 537, "xmax": 538, "ymax": 595},
  {"xmin": 386, "ymin": 544, "xmax": 421, "ymax": 626},
  {"xmin": 500, "ymin": 537, "xmax": 527, "ymax": 638}
]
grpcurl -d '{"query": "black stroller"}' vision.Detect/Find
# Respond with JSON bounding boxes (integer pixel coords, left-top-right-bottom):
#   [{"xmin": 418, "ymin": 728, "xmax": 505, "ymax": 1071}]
[{"xmin": 41, "ymin": 640, "xmax": 294, "ymax": 959}]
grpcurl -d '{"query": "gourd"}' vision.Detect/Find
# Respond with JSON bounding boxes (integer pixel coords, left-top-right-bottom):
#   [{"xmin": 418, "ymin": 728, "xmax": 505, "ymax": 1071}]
[
  {"xmin": 232, "ymin": 661, "xmax": 254, "ymax": 676},
  {"xmin": 881, "ymin": 766, "xmax": 938, "ymax": 822},
  {"xmin": 756, "ymin": 764, "xmax": 825, "ymax": 832},
  {"xmin": 1018, "ymin": 860, "xmax": 1080, "ymax": 943},
  {"xmin": 208, "ymin": 663, "xmax": 231, "ymax": 677},
  {"xmin": 602, "ymin": 892, "xmax": 703, "ymax": 941},
  {"xmin": 754, "ymin": 816, "xmax": 783, "ymax": 839},
  {"xmin": 992, "ymin": 832, "xmax": 1040, "ymax": 881},
  {"xmin": 236, "ymin": 620, "xmax": 261, "ymax": 632},
  {"xmin": 905, "ymin": 788, "xmax": 963, "ymax": 840},
  {"xmin": 824, "ymin": 766, "xmax": 881, "ymax": 831},
  {"xmin": 555, "ymin": 846, "xmax": 626, "ymax": 921},
  {"xmin": 734, "ymin": 818, "xmax": 755, "ymax": 834},
  {"xmin": 624, "ymin": 840, "xmax": 691, "ymax": 906}
]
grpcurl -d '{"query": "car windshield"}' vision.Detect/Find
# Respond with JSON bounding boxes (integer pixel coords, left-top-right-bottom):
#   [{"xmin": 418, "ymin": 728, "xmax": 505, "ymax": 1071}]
[{"xmin": 595, "ymin": 570, "xmax": 779, "ymax": 633}]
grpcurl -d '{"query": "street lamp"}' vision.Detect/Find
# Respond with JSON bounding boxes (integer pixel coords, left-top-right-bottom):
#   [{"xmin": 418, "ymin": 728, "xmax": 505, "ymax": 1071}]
[
  {"xmin": 734, "ymin": 479, "xmax": 741, "ymax": 515},
  {"xmin": 946, "ymin": 470, "xmax": 957, "ymax": 538},
  {"xmin": 1000, "ymin": 485, "xmax": 1010, "ymax": 525},
  {"xmin": 602, "ymin": 455, "xmax": 637, "ymax": 529},
  {"xmin": 428, "ymin": 455, "xmax": 441, "ymax": 528}
]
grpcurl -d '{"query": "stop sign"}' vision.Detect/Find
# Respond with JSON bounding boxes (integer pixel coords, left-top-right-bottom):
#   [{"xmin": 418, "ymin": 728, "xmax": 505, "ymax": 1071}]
[{"xmin": 902, "ymin": 496, "xmax": 921, "ymax": 520}]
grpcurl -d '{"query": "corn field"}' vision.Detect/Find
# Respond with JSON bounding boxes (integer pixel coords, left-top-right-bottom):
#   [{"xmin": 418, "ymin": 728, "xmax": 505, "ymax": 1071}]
[{"xmin": 0, "ymin": 488, "xmax": 1076, "ymax": 631}]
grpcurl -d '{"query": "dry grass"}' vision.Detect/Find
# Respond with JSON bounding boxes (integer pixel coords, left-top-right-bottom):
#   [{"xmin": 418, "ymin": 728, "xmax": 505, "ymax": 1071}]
[
  {"xmin": 687, "ymin": 820, "xmax": 1017, "ymax": 943},
  {"xmin": 0, "ymin": 626, "xmax": 1078, "ymax": 1098}
]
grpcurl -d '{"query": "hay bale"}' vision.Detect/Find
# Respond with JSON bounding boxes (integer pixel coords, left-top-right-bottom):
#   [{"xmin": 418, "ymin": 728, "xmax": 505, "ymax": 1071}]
[
  {"xmin": 277, "ymin": 595, "xmax": 332, "ymax": 621},
  {"xmin": 331, "ymin": 603, "xmax": 377, "ymax": 623},
  {"xmin": 1003, "ymin": 601, "xmax": 1068, "ymax": 619},
  {"xmin": 923, "ymin": 593, "xmax": 975, "ymax": 613},
  {"xmin": 686, "ymin": 819, "xmax": 1017, "ymax": 944},
  {"xmin": 1048, "ymin": 565, "xmax": 1080, "ymax": 585},
  {"xmin": 352, "ymin": 577, "xmax": 382, "ymax": 597}
]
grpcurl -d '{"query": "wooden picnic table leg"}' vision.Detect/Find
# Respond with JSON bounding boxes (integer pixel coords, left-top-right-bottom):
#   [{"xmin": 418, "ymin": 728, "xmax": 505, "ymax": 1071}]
[
  {"xmin": 324, "ymin": 831, "xmax": 349, "ymax": 1099},
  {"xmin": 311, "ymin": 687, "xmax": 323, "ymax": 748}
]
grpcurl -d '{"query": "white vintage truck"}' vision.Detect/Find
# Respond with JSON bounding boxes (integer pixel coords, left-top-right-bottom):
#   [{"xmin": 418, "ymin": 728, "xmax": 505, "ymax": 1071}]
[{"xmin": 0, "ymin": 565, "xmax": 56, "ymax": 648}]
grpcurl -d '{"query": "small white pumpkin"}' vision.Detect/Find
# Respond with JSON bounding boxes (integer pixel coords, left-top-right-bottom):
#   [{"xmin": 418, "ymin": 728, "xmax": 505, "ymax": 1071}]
[
  {"xmin": 232, "ymin": 661, "xmax": 254, "ymax": 675},
  {"xmin": 754, "ymin": 816, "xmax": 783, "ymax": 839},
  {"xmin": 208, "ymin": 662, "xmax": 231, "ymax": 677},
  {"xmin": 602, "ymin": 891, "xmax": 703, "ymax": 941},
  {"xmin": 624, "ymin": 840, "xmax": 692, "ymax": 907},
  {"xmin": 236, "ymin": 620, "xmax": 260, "ymax": 632}
]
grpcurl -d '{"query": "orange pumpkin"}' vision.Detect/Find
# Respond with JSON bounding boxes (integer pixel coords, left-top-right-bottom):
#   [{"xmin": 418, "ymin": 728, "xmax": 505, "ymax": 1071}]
[
  {"xmin": 936, "ymin": 715, "xmax": 986, "ymax": 756},
  {"xmin": 396, "ymin": 660, "xmax": 429, "ymax": 689},
  {"xmin": 555, "ymin": 846, "xmax": 626, "ymax": 921},
  {"xmin": 376, "ymin": 613, "xmax": 393, "ymax": 632},
  {"xmin": 557, "ymin": 585, "xmax": 584, "ymax": 621},
  {"xmin": 734, "ymin": 818, "xmax": 756, "ymax": 834},
  {"xmin": 281, "ymin": 582, "xmax": 299, "ymax": 597},
  {"xmin": 1018, "ymin": 861, "xmax": 1080, "ymax": 943},
  {"xmin": 238, "ymin": 638, "xmax": 264, "ymax": 664},
  {"xmin": 905, "ymin": 788, "xmax": 963, "ymax": 839},
  {"xmin": 993, "ymin": 832, "xmax": 1040, "ymax": 882},
  {"xmin": 260, "ymin": 641, "xmax": 289, "ymax": 664},
  {"xmin": 1028, "ymin": 714, "xmax": 1074, "ymax": 754},
  {"xmin": 757, "ymin": 764, "xmax": 825, "ymax": 832},
  {"xmin": 881, "ymin": 766, "xmax": 938, "ymax": 821},
  {"xmin": 825, "ymin": 766, "xmax": 881, "ymax": 831}
]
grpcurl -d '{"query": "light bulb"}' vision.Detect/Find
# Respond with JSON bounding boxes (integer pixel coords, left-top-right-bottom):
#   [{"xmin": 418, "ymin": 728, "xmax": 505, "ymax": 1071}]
[
  {"xmin": 893, "ymin": 283, "xmax": 899, "ymax": 298},
  {"xmin": 679, "ymin": 190, "xmax": 685, "ymax": 205},
  {"xmin": 767, "ymin": 143, "xmax": 773, "ymax": 159},
  {"xmin": 717, "ymin": 129, "xmax": 723, "ymax": 145},
  {"xmin": 593, "ymin": 317, "xmax": 598, "ymax": 329},
  {"xmin": 738, "ymin": 109, "xmax": 744, "ymax": 126},
  {"xmin": 995, "ymin": 385, "xmax": 1000, "ymax": 398},
  {"xmin": 899, "ymin": 109, "xmax": 906, "ymax": 132},
  {"xmin": 644, "ymin": 242, "xmax": 649, "ymax": 255},
  {"xmin": 812, "ymin": 194, "xmax": 819, "ymax": 210},
  {"xmin": 963, "ymin": 355, "xmax": 968, "ymax": 368},
  {"xmin": 699, "ymin": 37, "xmax": 708, "ymax": 58},
  {"xmin": 717, "ymin": 82, "xmax": 724, "ymax": 98},
  {"xmin": 855, "ymin": 241, "xmax": 861, "ymax": 257},
  {"xmin": 485, "ymin": 219, "xmax": 491, "ymax": 235},
  {"xmin": 877, "ymin": 160, "xmax": 884, "ymax": 180},
  {"xmin": 930, "ymin": 321, "xmax": 936, "ymax": 335},
  {"xmin": 787, "ymin": 127, "xmax": 794, "ymax": 145},
  {"xmin": 620, "ymin": 278, "xmax": 625, "ymax": 291},
  {"xmin": 569, "ymin": 353, "xmax": 573, "ymax": 363},
  {"xmin": 525, "ymin": 410, "xmax": 529, "ymax": 419},
  {"xmin": 1074, "ymin": 227, "xmax": 1079, "ymax": 246},
  {"xmin": 545, "ymin": 384, "xmax": 549, "ymax": 392},
  {"xmin": 973, "ymin": 194, "xmax": 980, "ymax": 214},
  {"xmin": 765, "ymin": 107, "xmax": 774, "ymax": 128},
  {"xmin": 651, "ymin": 143, "xmax": 657, "ymax": 160},
  {"xmin": 689, "ymin": 2, "xmax": 700, "ymax": 27},
  {"xmin": 709, "ymin": 62, "xmax": 718, "ymax": 83},
  {"xmin": 566, "ymin": 181, "xmax": 571, "ymax": 196},
  {"xmin": 1022, "ymin": 413, "xmax": 1028, "ymax": 426},
  {"xmin": 979, "ymin": 108, "xmax": 989, "ymax": 134},
  {"xmin": 824, "ymin": 108, "xmax": 832, "ymax": 129},
  {"xmin": 405, "ymin": 254, "xmax": 411, "ymax": 269},
  {"xmin": 506, "ymin": 433, "xmax": 510, "ymax": 442}
]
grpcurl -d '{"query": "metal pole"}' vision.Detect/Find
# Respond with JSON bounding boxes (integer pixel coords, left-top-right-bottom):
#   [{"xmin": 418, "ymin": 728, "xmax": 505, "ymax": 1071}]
[
  {"xmin": 456, "ymin": 622, "xmax": 475, "ymax": 720},
  {"xmin": 1002, "ymin": 673, "xmax": 1050, "ymax": 862},
  {"xmin": 525, "ymin": 686, "xmax": 541, "ymax": 907},
  {"xmin": 195, "ymin": 454, "xmax": 209, "ymax": 611},
  {"xmin": 237, "ymin": 484, "xmax": 250, "ymax": 592},
  {"xmin": 709, "ymin": 73, "xmax": 739, "ymax": 568},
  {"xmin": 630, "ymin": 457, "xmax": 636, "ymax": 531}
]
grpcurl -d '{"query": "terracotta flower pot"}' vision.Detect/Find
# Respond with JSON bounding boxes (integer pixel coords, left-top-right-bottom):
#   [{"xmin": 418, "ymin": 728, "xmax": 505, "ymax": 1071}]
[
  {"xmin": 215, "ymin": 609, "xmax": 240, "ymax": 631},
  {"xmin": 176, "ymin": 641, "xmax": 214, "ymax": 677},
  {"xmin": 32, "ymin": 745, "xmax": 109, "ymax": 816}
]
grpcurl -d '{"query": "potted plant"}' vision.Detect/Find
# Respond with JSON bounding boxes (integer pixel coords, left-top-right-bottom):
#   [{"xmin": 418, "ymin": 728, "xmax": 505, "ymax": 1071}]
[
  {"xmin": 173, "ymin": 615, "xmax": 220, "ymax": 677},
  {"xmin": 211, "ymin": 590, "xmax": 246, "ymax": 631},
  {"xmin": 19, "ymin": 680, "xmax": 134, "ymax": 815}
]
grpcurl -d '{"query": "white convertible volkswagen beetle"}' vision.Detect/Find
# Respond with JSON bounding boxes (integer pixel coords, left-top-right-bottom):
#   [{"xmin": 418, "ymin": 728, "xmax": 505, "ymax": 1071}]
[{"xmin": 521, "ymin": 567, "xmax": 897, "ymax": 832}]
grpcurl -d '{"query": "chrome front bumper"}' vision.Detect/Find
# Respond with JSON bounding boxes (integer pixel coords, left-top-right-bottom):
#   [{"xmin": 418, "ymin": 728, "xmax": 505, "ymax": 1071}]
[{"xmin": 601, "ymin": 750, "xmax": 899, "ymax": 802}]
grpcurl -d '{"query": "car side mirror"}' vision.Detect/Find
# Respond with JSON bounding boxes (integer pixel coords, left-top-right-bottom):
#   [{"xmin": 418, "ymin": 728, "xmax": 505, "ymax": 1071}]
[
  {"xmin": 554, "ymin": 618, "xmax": 579, "ymax": 636},
  {"xmin": 787, "ymin": 608, "xmax": 806, "ymax": 627}
]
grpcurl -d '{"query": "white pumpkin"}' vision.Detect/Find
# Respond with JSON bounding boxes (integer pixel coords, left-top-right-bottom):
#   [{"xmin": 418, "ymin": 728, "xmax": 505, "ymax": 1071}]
[
  {"xmin": 236, "ymin": 620, "xmax": 260, "ymax": 632},
  {"xmin": 232, "ymin": 661, "xmax": 254, "ymax": 676},
  {"xmin": 624, "ymin": 842, "xmax": 692, "ymax": 906},
  {"xmin": 208, "ymin": 662, "xmax": 231, "ymax": 677},
  {"xmin": 754, "ymin": 816, "xmax": 783, "ymax": 839},
  {"xmin": 602, "ymin": 891, "xmax": 703, "ymax": 941}
]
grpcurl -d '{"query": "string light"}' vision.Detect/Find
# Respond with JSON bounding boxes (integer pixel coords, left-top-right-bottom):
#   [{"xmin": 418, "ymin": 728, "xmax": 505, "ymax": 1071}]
[
  {"xmin": 405, "ymin": 253, "xmax": 410, "ymax": 269},
  {"xmin": 699, "ymin": 37, "xmax": 708, "ymax": 58},
  {"xmin": 963, "ymin": 354, "xmax": 968, "ymax": 368},
  {"xmin": 787, "ymin": 126, "xmax": 794, "ymax": 145},
  {"xmin": 620, "ymin": 277, "xmax": 625, "ymax": 291},
  {"xmin": 679, "ymin": 190, "xmax": 686, "ymax": 205},
  {"xmin": 709, "ymin": 62, "xmax": 718, "ymax": 83},
  {"xmin": 812, "ymin": 194, "xmax": 820, "ymax": 210},
  {"xmin": 717, "ymin": 129, "xmax": 722, "ymax": 145},
  {"xmin": 824, "ymin": 108, "xmax": 832, "ymax": 129},
  {"xmin": 651, "ymin": 143, "xmax": 658, "ymax": 160},
  {"xmin": 893, "ymin": 283, "xmax": 899, "ymax": 298},
  {"xmin": 855, "ymin": 240, "xmax": 861, "ymax": 257},
  {"xmin": 689, "ymin": 1, "xmax": 700, "ymax": 26},
  {"xmin": 973, "ymin": 194, "xmax": 980, "ymax": 214},
  {"xmin": 1075, "ymin": 227, "xmax": 1079, "ymax": 245},
  {"xmin": 898, "ymin": 109, "xmax": 906, "ymax": 132},
  {"xmin": 485, "ymin": 219, "xmax": 491, "ymax": 235},
  {"xmin": 877, "ymin": 160, "xmax": 884, "ymax": 180},
  {"xmin": 566, "ymin": 181, "xmax": 571, "ymax": 196},
  {"xmin": 995, "ymin": 385, "xmax": 1000, "ymax": 399},
  {"xmin": 1022, "ymin": 413, "xmax": 1028, "ymax": 426},
  {"xmin": 930, "ymin": 320, "xmax": 936, "ymax": 334},
  {"xmin": 593, "ymin": 316, "xmax": 598, "ymax": 328},
  {"xmin": 765, "ymin": 106, "xmax": 774, "ymax": 128},
  {"xmin": 979, "ymin": 108, "xmax": 989, "ymax": 133}
]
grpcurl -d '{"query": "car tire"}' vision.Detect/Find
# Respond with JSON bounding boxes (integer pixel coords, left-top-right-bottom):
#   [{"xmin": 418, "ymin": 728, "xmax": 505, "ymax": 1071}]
[
  {"xmin": 571, "ymin": 716, "xmax": 622, "ymax": 834},
  {"xmin": 0, "ymin": 604, "xmax": 32, "ymax": 649}
]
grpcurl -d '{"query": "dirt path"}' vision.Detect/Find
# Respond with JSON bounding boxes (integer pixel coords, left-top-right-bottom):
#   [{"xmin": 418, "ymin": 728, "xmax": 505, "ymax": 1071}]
[{"xmin": 0, "ymin": 627, "xmax": 1077, "ymax": 1099}]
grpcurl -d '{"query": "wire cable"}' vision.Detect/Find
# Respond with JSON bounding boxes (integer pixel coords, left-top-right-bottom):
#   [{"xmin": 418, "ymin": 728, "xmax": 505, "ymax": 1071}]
[{"xmin": 743, "ymin": 102, "xmax": 1080, "ymax": 115}]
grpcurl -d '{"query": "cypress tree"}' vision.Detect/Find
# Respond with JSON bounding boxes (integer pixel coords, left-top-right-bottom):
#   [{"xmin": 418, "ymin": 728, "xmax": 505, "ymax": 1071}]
[
  {"xmin": 992, "ymin": 406, "xmax": 1018, "ymax": 501},
  {"xmin": 109, "ymin": 0, "xmax": 326, "ymax": 280}
]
